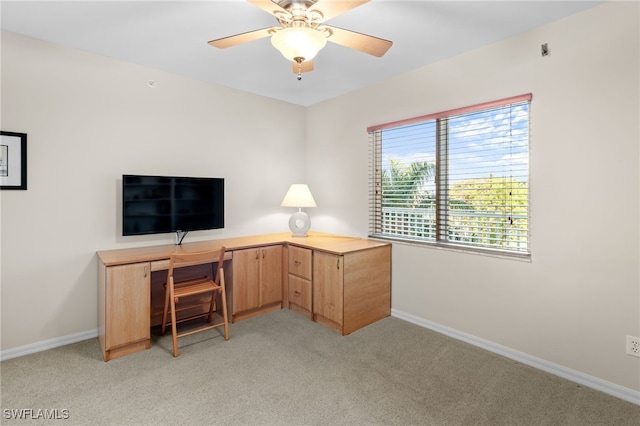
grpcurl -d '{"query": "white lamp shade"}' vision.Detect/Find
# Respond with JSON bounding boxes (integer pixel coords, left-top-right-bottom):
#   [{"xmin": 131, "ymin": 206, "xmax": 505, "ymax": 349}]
[
  {"xmin": 281, "ymin": 184, "xmax": 317, "ymax": 208},
  {"xmin": 271, "ymin": 27, "xmax": 327, "ymax": 62}
]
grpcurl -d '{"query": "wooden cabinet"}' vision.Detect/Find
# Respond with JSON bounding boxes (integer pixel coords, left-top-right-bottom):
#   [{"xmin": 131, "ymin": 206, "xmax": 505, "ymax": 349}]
[
  {"xmin": 97, "ymin": 232, "xmax": 391, "ymax": 360},
  {"xmin": 313, "ymin": 245, "xmax": 391, "ymax": 335},
  {"xmin": 288, "ymin": 242, "xmax": 392, "ymax": 335},
  {"xmin": 98, "ymin": 261, "xmax": 151, "ymax": 361},
  {"xmin": 232, "ymin": 245, "xmax": 283, "ymax": 321},
  {"xmin": 288, "ymin": 246, "xmax": 312, "ymax": 318}
]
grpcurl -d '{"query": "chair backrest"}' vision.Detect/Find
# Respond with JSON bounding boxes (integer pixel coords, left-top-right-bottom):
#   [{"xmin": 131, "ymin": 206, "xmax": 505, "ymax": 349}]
[{"xmin": 168, "ymin": 247, "xmax": 226, "ymax": 284}]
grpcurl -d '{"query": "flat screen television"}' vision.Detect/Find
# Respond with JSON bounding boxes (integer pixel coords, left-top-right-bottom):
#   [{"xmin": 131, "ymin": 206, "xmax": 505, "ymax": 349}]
[{"xmin": 122, "ymin": 174, "xmax": 224, "ymax": 242}]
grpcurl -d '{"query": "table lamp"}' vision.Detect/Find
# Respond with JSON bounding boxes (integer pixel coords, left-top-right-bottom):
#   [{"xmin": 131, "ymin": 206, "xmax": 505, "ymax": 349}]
[{"xmin": 281, "ymin": 184, "xmax": 317, "ymax": 237}]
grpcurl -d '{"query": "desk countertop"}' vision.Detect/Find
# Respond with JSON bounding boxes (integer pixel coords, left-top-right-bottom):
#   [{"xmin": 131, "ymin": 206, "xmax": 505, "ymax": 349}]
[{"xmin": 97, "ymin": 232, "xmax": 390, "ymax": 267}]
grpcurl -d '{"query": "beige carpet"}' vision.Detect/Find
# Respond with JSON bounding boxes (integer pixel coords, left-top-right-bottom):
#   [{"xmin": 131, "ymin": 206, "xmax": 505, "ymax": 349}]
[{"xmin": 1, "ymin": 309, "xmax": 639, "ymax": 425}]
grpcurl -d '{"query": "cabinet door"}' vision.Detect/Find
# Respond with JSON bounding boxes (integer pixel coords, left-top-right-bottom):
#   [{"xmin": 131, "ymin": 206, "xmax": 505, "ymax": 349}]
[
  {"xmin": 232, "ymin": 248, "xmax": 261, "ymax": 314},
  {"xmin": 105, "ymin": 263, "xmax": 150, "ymax": 349},
  {"xmin": 260, "ymin": 245, "xmax": 283, "ymax": 307},
  {"xmin": 313, "ymin": 251, "xmax": 343, "ymax": 325}
]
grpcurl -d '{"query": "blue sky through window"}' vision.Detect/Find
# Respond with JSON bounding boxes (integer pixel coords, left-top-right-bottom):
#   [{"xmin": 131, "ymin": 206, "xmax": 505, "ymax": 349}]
[{"xmin": 380, "ymin": 102, "xmax": 529, "ymax": 190}]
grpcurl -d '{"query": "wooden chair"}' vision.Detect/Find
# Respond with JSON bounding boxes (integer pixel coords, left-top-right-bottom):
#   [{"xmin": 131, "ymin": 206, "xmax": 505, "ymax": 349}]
[{"xmin": 160, "ymin": 247, "xmax": 229, "ymax": 357}]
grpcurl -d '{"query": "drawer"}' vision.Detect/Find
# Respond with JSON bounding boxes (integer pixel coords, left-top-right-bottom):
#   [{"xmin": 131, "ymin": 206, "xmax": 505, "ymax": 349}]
[
  {"xmin": 288, "ymin": 246, "xmax": 312, "ymax": 280},
  {"xmin": 151, "ymin": 251, "xmax": 232, "ymax": 272},
  {"xmin": 151, "ymin": 259, "xmax": 170, "ymax": 272},
  {"xmin": 288, "ymin": 275, "xmax": 311, "ymax": 311}
]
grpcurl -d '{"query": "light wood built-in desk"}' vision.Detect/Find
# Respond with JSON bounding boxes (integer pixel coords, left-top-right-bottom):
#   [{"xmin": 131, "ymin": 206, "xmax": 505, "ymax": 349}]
[{"xmin": 97, "ymin": 232, "xmax": 391, "ymax": 361}]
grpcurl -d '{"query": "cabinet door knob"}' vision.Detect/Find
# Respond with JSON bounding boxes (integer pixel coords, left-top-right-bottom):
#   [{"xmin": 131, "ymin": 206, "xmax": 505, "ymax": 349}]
[
  {"xmin": 337, "ymin": 259, "xmax": 340, "ymax": 270},
  {"xmin": 144, "ymin": 266, "xmax": 148, "ymax": 278}
]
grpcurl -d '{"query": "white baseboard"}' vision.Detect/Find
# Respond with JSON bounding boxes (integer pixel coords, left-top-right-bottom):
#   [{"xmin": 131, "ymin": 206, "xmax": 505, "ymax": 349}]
[
  {"xmin": 0, "ymin": 329, "xmax": 98, "ymax": 362},
  {"xmin": 391, "ymin": 309, "xmax": 640, "ymax": 406}
]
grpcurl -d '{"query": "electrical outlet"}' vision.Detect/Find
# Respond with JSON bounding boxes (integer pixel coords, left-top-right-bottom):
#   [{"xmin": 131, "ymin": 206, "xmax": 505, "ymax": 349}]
[{"xmin": 626, "ymin": 335, "xmax": 640, "ymax": 357}]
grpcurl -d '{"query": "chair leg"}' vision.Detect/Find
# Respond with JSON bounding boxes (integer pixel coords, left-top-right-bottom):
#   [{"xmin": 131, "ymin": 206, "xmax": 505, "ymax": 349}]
[
  {"xmin": 206, "ymin": 292, "xmax": 216, "ymax": 323},
  {"xmin": 170, "ymin": 294, "xmax": 179, "ymax": 357},
  {"xmin": 160, "ymin": 284, "xmax": 170, "ymax": 336},
  {"xmin": 220, "ymin": 280, "xmax": 230, "ymax": 341}
]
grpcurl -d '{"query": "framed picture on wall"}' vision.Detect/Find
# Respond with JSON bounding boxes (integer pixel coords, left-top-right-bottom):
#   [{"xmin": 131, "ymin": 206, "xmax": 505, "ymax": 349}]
[{"xmin": 0, "ymin": 131, "xmax": 27, "ymax": 190}]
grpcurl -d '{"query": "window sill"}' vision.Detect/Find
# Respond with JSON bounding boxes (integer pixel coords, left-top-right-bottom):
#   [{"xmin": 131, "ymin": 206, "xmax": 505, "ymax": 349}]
[{"xmin": 368, "ymin": 235, "xmax": 532, "ymax": 262}]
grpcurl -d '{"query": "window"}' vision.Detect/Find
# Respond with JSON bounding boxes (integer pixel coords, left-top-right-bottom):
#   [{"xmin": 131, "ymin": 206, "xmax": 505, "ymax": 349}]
[{"xmin": 368, "ymin": 94, "xmax": 531, "ymax": 256}]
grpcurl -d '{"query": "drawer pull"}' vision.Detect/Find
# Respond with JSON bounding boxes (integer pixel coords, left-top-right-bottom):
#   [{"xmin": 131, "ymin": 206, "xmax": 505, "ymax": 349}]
[
  {"xmin": 294, "ymin": 260, "xmax": 301, "ymax": 265},
  {"xmin": 295, "ymin": 290, "xmax": 302, "ymax": 295}
]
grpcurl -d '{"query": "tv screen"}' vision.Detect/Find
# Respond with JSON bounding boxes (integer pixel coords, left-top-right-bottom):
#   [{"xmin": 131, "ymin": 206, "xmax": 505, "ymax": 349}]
[{"xmin": 122, "ymin": 174, "xmax": 224, "ymax": 236}]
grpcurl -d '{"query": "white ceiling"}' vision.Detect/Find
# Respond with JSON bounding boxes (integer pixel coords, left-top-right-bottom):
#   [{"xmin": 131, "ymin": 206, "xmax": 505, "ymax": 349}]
[{"xmin": 1, "ymin": 0, "xmax": 603, "ymax": 106}]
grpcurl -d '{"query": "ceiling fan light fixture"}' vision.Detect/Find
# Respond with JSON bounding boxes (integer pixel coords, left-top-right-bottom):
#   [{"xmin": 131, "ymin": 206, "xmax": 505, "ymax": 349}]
[{"xmin": 271, "ymin": 27, "xmax": 327, "ymax": 62}]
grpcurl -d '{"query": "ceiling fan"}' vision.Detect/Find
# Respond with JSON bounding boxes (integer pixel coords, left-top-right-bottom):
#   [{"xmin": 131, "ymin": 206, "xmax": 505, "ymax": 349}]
[{"xmin": 208, "ymin": 0, "xmax": 393, "ymax": 79}]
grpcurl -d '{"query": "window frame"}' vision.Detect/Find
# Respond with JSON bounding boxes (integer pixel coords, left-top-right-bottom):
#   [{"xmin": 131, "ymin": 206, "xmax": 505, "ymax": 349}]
[{"xmin": 368, "ymin": 94, "xmax": 532, "ymax": 259}]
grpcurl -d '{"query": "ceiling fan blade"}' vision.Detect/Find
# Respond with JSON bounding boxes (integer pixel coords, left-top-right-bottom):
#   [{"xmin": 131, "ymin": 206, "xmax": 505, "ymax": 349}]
[
  {"xmin": 247, "ymin": 0, "xmax": 289, "ymax": 17},
  {"xmin": 309, "ymin": 0, "xmax": 370, "ymax": 22},
  {"xmin": 292, "ymin": 60, "xmax": 314, "ymax": 74},
  {"xmin": 324, "ymin": 25, "xmax": 392, "ymax": 57},
  {"xmin": 208, "ymin": 27, "xmax": 276, "ymax": 49}
]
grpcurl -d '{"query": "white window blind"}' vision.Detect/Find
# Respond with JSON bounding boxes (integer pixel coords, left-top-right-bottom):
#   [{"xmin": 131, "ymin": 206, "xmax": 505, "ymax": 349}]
[{"xmin": 368, "ymin": 94, "xmax": 531, "ymax": 256}]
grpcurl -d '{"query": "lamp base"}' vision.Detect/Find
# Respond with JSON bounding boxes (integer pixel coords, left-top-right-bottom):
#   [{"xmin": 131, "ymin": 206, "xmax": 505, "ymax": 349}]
[{"xmin": 288, "ymin": 211, "xmax": 311, "ymax": 237}]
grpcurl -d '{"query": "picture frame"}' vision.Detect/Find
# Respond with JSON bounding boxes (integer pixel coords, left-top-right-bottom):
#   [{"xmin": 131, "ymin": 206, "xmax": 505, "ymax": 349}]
[{"xmin": 0, "ymin": 131, "xmax": 27, "ymax": 190}]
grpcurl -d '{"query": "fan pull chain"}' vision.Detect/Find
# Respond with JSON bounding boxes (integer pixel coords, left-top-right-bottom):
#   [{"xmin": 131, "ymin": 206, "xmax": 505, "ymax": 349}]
[{"xmin": 294, "ymin": 56, "xmax": 304, "ymax": 81}]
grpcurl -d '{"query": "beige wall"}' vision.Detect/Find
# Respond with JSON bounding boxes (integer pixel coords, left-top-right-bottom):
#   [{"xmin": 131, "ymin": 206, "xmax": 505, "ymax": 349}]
[
  {"xmin": 1, "ymin": 31, "xmax": 306, "ymax": 350},
  {"xmin": 306, "ymin": 1, "xmax": 640, "ymax": 393},
  {"xmin": 1, "ymin": 1, "xmax": 639, "ymax": 397}
]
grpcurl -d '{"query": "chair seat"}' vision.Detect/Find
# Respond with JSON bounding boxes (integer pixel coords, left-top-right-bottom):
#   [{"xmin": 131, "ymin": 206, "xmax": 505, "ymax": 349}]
[{"xmin": 173, "ymin": 278, "xmax": 221, "ymax": 298}]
